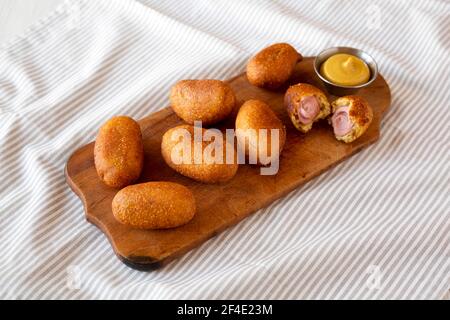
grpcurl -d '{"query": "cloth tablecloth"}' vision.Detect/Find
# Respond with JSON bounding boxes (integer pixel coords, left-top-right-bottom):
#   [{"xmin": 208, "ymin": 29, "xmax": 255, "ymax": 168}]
[{"xmin": 0, "ymin": 0, "xmax": 448, "ymax": 299}]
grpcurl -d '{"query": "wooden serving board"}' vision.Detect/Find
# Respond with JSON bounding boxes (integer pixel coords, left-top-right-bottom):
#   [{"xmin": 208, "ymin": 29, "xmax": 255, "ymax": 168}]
[{"xmin": 65, "ymin": 57, "xmax": 391, "ymax": 270}]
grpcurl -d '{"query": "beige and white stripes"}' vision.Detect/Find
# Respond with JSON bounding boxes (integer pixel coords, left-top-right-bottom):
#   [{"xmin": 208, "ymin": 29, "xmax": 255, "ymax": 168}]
[{"xmin": 0, "ymin": 0, "xmax": 448, "ymax": 299}]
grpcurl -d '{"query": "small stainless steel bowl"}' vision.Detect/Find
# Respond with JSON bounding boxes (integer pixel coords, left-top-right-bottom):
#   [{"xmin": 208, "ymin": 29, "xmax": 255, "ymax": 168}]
[{"xmin": 314, "ymin": 47, "xmax": 378, "ymax": 96}]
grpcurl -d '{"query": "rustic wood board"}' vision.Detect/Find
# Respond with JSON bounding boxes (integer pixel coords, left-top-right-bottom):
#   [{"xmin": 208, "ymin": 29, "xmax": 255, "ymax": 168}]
[{"xmin": 65, "ymin": 57, "xmax": 391, "ymax": 270}]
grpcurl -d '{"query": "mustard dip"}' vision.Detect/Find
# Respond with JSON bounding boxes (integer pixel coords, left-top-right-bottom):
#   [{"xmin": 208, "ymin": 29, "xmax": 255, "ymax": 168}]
[{"xmin": 320, "ymin": 53, "xmax": 370, "ymax": 86}]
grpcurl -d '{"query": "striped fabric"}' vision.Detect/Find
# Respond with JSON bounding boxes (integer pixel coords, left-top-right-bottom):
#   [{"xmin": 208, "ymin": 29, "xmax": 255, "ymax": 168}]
[{"xmin": 0, "ymin": 0, "xmax": 448, "ymax": 299}]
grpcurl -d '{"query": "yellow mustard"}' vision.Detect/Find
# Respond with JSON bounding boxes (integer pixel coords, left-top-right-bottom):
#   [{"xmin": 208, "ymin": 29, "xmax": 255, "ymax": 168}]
[{"xmin": 320, "ymin": 53, "xmax": 370, "ymax": 86}]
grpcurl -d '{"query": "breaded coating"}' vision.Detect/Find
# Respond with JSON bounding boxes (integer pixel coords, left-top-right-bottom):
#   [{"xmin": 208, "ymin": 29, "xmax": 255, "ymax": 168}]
[
  {"xmin": 170, "ymin": 79, "xmax": 236, "ymax": 126},
  {"xmin": 330, "ymin": 95, "xmax": 373, "ymax": 143},
  {"xmin": 235, "ymin": 99, "xmax": 286, "ymax": 164},
  {"xmin": 112, "ymin": 182, "xmax": 196, "ymax": 229},
  {"xmin": 246, "ymin": 43, "xmax": 302, "ymax": 89},
  {"xmin": 161, "ymin": 124, "xmax": 238, "ymax": 183},
  {"xmin": 284, "ymin": 83, "xmax": 331, "ymax": 133},
  {"xmin": 94, "ymin": 116, "xmax": 143, "ymax": 188}
]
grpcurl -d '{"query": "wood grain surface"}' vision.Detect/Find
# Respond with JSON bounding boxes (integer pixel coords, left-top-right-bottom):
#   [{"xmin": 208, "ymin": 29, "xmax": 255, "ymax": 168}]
[{"xmin": 65, "ymin": 57, "xmax": 391, "ymax": 270}]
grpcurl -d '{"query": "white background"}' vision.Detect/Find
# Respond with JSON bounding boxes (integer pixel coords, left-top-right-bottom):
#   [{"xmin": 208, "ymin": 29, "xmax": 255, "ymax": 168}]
[{"xmin": 0, "ymin": 0, "xmax": 62, "ymax": 43}]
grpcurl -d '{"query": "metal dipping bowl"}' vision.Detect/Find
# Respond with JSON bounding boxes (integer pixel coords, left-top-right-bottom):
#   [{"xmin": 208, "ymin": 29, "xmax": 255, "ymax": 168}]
[{"xmin": 314, "ymin": 47, "xmax": 378, "ymax": 96}]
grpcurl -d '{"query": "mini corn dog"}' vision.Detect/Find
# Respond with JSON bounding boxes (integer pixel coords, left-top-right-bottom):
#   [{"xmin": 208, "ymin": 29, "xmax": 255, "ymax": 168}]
[{"xmin": 330, "ymin": 95, "xmax": 373, "ymax": 143}]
